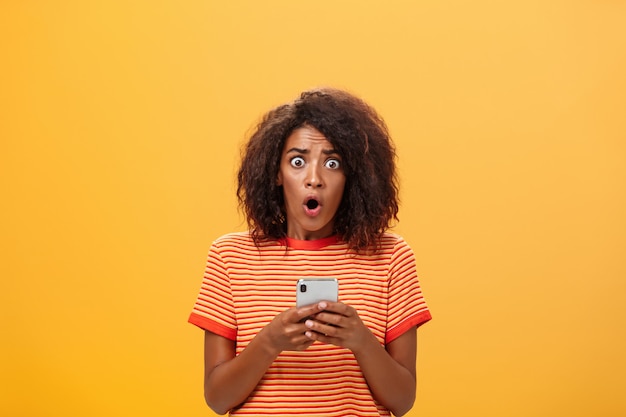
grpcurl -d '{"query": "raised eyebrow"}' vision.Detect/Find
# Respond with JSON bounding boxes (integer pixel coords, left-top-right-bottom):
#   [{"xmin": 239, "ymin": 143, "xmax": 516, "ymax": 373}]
[
  {"xmin": 285, "ymin": 147, "xmax": 309, "ymax": 154},
  {"xmin": 285, "ymin": 147, "xmax": 340, "ymax": 156}
]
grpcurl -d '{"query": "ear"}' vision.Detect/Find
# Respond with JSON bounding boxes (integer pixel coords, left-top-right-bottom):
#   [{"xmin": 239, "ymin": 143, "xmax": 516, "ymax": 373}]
[{"xmin": 276, "ymin": 171, "xmax": 283, "ymax": 186}]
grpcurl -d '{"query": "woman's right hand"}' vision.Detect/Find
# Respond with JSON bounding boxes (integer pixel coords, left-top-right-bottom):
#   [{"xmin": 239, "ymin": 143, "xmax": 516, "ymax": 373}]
[
  {"xmin": 262, "ymin": 303, "xmax": 326, "ymax": 353},
  {"xmin": 203, "ymin": 302, "xmax": 327, "ymax": 414}
]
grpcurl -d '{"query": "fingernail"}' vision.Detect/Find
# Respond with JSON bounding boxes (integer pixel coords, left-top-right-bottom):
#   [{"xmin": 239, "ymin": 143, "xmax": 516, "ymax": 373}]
[
  {"xmin": 305, "ymin": 320, "xmax": 314, "ymax": 328},
  {"xmin": 318, "ymin": 302, "xmax": 327, "ymax": 309}
]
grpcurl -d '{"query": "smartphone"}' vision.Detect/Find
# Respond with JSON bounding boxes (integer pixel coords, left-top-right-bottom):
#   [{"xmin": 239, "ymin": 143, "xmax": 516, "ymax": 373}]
[{"xmin": 296, "ymin": 278, "xmax": 338, "ymax": 308}]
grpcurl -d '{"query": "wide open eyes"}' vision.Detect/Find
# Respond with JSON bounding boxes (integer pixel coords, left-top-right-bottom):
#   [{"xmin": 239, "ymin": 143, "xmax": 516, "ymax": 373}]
[
  {"xmin": 289, "ymin": 156, "xmax": 341, "ymax": 169},
  {"xmin": 289, "ymin": 156, "xmax": 305, "ymax": 168},
  {"xmin": 324, "ymin": 158, "xmax": 341, "ymax": 170}
]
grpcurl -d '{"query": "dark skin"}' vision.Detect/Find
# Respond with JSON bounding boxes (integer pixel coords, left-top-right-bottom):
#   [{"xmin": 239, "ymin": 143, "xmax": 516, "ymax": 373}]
[
  {"xmin": 204, "ymin": 301, "xmax": 417, "ymax": 416},
  {"xmin": 204, "ymin": 128, "xmax": 418, "ymax": 416}
]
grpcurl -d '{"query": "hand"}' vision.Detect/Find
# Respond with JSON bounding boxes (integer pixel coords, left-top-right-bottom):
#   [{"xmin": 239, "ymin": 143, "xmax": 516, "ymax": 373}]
[
  {"xmin": 262, "ymin": 303, "xmax": 326, "ymax": 353},
  {"xmin": 303, "ymin": 301, "xmax": 373, "ymax": 352}
]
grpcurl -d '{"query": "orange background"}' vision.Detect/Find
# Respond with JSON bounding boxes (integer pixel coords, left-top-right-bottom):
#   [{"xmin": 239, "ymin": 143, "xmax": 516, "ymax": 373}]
[{"xmin": 1, "ymin": 2, "xmax": 625, "ymax": 416}]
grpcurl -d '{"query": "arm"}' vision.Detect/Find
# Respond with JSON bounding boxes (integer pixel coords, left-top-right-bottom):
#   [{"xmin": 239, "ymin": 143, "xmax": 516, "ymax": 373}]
[
  {"xmin": 354, "ymin": 329, "xmax": 417, "ymax": 416},
  {"xmin": 203, "ymin": 304, "xmax": 324, "ymax": 415},
  {"xmin": 304, "ymin": 302, "xmax": 418, "ymax": 416}
]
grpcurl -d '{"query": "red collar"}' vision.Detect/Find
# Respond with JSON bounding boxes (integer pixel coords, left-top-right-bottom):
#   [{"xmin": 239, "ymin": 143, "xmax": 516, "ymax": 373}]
[{"xmin": 281, "ymin": 235, "xmax": 340, "ymax": 250}]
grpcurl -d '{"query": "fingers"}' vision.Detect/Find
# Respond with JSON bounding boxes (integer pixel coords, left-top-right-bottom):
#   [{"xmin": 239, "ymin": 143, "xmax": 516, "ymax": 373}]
[
  {"xmin": 294, "ymin": 301, "xmax": 350, "ymax": 321},
  {"xmin": 304, "ymin": 331, "xmax": 333, "ymax": 344},
  {"xmin": 311, "ymin": 311, "xmax": 343, "ymax": 326},
  {"xmin": 293, "ymin": 337, "xmax": 316, "ymax": 351},
  {"xmin": 303, "ymin": 320, "xmax": 342, "ymax": 347},
  {"xmin": 302, "ymin": 302, "xmax": 366, "ymax": 349},
  {"xmin": 316, "ymin": 301, "xmax": 352, "ymax": 317},
  {"xmin": 303, "ymin": 301, "xmax": 355, "ymax": 333},
  {"xmin": 294, "ymin": 302, "xmax": 326, "ymax": 322},
  {"xmin": 291, "ymin": 302, "xmax": 360, "ymax": 348},
  {"xmin": 305, "ymin": 319, "xmax": 337, "ymax": 337}
]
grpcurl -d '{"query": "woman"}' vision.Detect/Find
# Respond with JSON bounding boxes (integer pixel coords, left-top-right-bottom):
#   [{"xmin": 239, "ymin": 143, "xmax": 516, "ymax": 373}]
[{"xmin": 189, "ymin": 88, "xmax": 431, "ymax": 416}]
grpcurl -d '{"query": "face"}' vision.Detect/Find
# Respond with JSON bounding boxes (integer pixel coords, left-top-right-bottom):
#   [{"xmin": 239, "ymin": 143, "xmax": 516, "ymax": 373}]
[{"xmin": 276, "ymin": 125, "xmax": 346, "ymax": 240}]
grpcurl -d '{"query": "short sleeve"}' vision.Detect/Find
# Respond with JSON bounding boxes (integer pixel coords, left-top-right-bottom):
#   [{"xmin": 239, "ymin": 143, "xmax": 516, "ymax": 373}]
[
  {"xmin": 188, "ymin": 242, "xmax": 237, "ymax": 340},
  {"xmin": 385, "ymin": 237, "xmax": 432, "ymax": 344}
]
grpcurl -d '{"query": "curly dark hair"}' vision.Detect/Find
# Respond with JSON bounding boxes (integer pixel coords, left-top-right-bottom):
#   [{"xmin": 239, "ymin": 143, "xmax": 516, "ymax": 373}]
[{"xmin": 237, "ymin": 87, "xmax": 399, "ymax": 252}]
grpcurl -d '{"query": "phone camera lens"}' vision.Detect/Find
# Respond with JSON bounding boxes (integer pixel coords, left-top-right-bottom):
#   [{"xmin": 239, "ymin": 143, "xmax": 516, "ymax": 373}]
[{"xmin": 300, "ymin": 284, "xmax": 307, "ymax": 293}]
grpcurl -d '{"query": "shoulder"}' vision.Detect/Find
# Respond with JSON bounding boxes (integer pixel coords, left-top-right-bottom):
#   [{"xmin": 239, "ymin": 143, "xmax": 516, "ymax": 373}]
[
  {"xmin": 211, "ymin": 231, "xmax": 283, "ymax": 252},
  {"xmin": 379, "ymin": 233, "xmax": 411, "ymax": 250},
  {"xmin": 210, "ymin": 231, "xmax": 256, "ymax": 251},
  {"xmin": 376, "ymin": 233, "xmax": 417, "ymax": 264},
  {"xmin": 213, "ymin": 231, "xmax": 254, "ymax": 246}
]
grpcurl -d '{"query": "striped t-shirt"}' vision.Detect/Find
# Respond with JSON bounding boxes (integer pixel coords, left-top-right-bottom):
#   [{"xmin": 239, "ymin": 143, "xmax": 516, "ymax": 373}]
[{"xmin": 189, "ymin": 232, "xmax": 431, "ymax": 416}]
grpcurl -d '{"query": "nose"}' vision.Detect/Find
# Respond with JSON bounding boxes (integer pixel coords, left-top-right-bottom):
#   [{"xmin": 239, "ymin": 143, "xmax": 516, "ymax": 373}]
[{"xmin": 305, "ymin": 165, "xmax": 323, "ymax": 188}]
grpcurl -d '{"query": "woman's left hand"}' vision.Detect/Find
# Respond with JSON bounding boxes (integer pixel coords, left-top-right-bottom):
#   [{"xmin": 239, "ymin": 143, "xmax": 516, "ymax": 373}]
[{"xmin": 303, "ymin": 301, "xmax": 373, "ymax": 352}]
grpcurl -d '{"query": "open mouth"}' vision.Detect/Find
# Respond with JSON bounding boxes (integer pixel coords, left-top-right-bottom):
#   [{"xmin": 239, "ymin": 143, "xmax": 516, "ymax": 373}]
[
  {"xmin": 304, "ymin": 197, "xmax": 321, "ymax": 216},
  {"xmin": 306, "ymin": 199, "xmax": 319, "ymax": 210}
]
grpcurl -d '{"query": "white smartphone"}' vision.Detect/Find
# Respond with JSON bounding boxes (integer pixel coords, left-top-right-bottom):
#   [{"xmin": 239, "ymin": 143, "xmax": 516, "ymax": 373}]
[{"xmin": 296, "ymin": 278, "xmax": 338, "ymax": 308}]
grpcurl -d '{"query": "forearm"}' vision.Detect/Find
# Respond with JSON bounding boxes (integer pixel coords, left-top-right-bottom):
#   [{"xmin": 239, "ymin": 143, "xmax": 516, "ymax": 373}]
[
  {"xmin": 352, "ymin": 331, "xmax": 416, "ymax": 416},
  {"xmin": 205, "ymin": 329, "xmax": 279, "ymax": 414}
]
